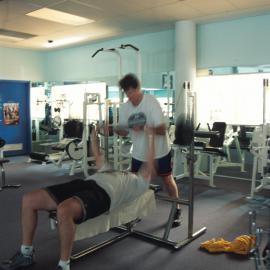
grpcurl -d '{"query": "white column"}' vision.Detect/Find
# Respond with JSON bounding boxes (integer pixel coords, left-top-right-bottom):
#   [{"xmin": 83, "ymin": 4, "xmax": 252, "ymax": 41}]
[{"xmin": 175, "ymin": 20, "xmax": 196, "ymax": 120}]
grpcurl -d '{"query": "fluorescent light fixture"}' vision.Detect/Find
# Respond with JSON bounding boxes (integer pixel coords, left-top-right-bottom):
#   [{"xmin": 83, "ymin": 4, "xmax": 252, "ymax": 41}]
[
  {"xmin": 44, "ymin": 36, "xmax": 86, "ymax": 48},
  {"xmin": 0, "ymin": 35, "xmax": 25, "ymax": 42},
  {"xmin": 26, "ymin": 8, "xmax": 94, "ymax": 26}
]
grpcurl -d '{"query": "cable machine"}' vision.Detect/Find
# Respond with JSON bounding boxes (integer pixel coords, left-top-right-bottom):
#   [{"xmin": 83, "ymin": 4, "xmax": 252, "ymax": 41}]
[{"xmin": 91, "ymin": 44, "xmax": 141, "ymax": 170}]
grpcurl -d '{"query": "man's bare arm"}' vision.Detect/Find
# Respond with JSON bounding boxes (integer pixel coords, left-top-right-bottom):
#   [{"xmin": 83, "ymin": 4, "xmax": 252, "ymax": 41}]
[
  {"xmin": 131, "ymin": 123, "xmax": 167, "ymax": 135},
  {"xmin": 139, "ymin": 127, "xmax": 156, "ymax": 181},
  {"xmin": 152, "ymin": 123, "xmax": 167, "ymax": 135},
  {"xmin": 90, "ymin": 127, "xmax": 104, "ymax": 169}
]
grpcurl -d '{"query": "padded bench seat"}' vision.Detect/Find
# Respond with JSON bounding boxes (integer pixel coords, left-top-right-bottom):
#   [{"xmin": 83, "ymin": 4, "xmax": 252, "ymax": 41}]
[{"xmin": 49, "ymin": 189, "xmax": 156, "ymax": 241}]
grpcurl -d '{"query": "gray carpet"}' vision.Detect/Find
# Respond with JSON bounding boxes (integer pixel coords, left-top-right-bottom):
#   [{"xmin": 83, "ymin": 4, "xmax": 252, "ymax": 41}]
[{"xmin": 0, "ymin": 156, "xmax": 269, "ymax": 270}]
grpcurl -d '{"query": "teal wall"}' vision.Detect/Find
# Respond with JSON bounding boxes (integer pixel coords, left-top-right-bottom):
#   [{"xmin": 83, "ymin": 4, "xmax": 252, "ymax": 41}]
[
  {"xmin": 197, "ymin": 13, "xmax": 270, "ymax": 69},
  {"xmin": 44, "ymin": 30, "xmax": 175, "ymax": 88},
  {"xmin": 0, "ymin": 46, "xmax": 45, "ymax": 81},
  {"xmin": 2, "ymin": 13, "xmax": 270, "ymax": 82}
]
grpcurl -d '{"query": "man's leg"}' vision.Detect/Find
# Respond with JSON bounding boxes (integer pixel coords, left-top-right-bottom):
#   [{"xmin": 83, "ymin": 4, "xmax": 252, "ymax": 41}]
[
  {"xmin": 0, "ymin": 190, "xmax": 58, "ymax": 270},
  {"xmin": 162, "ymin": 174, "xmax": 182, "ymax": 227},
  {"xmin": 156, "ymin": 152, "xmax": 179, "ymax": 198},
  {"xmin": 22, "ymin": 189, "xmax": 58, "ymax": 245},
  {"xmin": 56, "ymin": 198, "xmax": 83, "ymax": 261},
  {"xmin": 162, "ymin": 174, "xmax": 179, "ymax": 199},
  {"xmin": 157, "ymin": 152, "xmax": 182, "ymax": 227}
]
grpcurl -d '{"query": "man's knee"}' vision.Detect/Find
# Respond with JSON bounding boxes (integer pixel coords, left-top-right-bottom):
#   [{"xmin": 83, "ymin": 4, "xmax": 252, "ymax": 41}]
[
  {"xmin": 57, "ymin": 198, "xmax": 82, "ymax": 222},
  {"xmin": 22, "ymin": 190, "xmax": 40, "ymax": 209},
  {"xmin": 162, "ymin": 174, "xmax": 174, "ymax": 185}
]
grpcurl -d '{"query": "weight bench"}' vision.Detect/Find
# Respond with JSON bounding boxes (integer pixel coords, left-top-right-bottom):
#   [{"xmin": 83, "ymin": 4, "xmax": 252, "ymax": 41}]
[
  {"xmin": 49, "ymin": 189, "xmax": 156, "ymax": 260},
  {"xmin": 49, "ymin": 186, "xmax": 206, "ymax": 261},
  {"xmin": 0, "ymin": 158, "xmax": 21, "ymax": 191}
]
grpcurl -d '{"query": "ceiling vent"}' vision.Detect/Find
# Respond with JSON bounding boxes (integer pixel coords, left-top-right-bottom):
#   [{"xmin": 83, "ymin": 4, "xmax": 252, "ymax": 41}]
[{"xmin": 0, "ymin": 29, "xmax": 36, "ymax": 42}]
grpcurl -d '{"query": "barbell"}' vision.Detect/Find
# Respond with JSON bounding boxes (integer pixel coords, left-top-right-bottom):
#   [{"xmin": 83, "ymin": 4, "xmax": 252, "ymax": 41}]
[
  {"xmin": 65, "ymin": 112, "xmax": 146, "ymax": 159},
  {"xmin": 98, "ymin": 112, "xmax": 147, "ymax": 135},
  {"xmin": 52, "ymin": 116, "xmax": 62, "ymax": 129},
  {"xmin": 65, "ymin": 114, "xmax": 223, "ymax": 161},
  {"xmin": 66, "ymin": 139, "xmax": 83, "ymax": 161}
]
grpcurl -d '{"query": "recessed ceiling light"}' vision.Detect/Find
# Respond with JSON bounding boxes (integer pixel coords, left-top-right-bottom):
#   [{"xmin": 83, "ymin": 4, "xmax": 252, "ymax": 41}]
[
  {"xmin": 44, "ymin": 36, "xmax": 87, "ymax": 48},
  {"xmin": 26, "ymin": 8, "xmax": 94, "ymax": 26}
]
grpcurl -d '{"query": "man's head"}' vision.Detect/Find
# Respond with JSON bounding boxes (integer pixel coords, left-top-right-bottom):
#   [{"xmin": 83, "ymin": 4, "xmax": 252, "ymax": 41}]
[{"xmin": 119, "ymin": 73, "xmax": 142, "ymax": 106}]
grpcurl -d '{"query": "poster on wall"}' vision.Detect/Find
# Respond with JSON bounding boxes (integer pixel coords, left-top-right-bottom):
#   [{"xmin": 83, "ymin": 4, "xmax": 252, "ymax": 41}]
[{"xmin": 3, "ymin": 103, "xmax": 19, "ymax": 125}]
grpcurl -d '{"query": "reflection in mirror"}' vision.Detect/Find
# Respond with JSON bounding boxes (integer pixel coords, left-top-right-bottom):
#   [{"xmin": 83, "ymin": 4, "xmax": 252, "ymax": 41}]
[{"xmin": 30, "ymin": 81, "xmax": 107, "ymax": 154}]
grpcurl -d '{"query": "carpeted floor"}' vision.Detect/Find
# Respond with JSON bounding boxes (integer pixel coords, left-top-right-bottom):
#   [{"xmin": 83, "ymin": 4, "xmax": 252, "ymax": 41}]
[{"xmin": 0, "ymin": 156, "xmax": 269, "ymax": 270}]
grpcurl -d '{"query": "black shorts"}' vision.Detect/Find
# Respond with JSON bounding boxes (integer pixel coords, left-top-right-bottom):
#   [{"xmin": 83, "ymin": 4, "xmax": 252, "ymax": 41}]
[
  {"xmin": 131, "ymin": 151, "xmax": 172, "ymax": 176},
  {"xmin": 45, "ymin": 179, "xmax": 111, "ymax": 224}
]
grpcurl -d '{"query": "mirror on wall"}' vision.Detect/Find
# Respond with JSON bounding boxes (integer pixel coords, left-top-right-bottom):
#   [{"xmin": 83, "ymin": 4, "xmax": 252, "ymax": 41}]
[{"xmin": 30, "ymin": 81, "xmax": 107, "ymax": 153}]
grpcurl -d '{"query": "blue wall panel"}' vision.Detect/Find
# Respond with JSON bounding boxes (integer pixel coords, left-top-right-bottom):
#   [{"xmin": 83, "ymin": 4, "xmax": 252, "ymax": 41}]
[{"xmin": 0, "ymin": 80, "xmax": 30, "ymax": 156}]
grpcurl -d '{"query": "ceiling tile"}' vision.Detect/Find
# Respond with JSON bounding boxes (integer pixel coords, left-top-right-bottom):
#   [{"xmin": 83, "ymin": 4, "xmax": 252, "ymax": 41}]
[
  {"xmin": 128, "ymin": 1, "xmax": 202, "ymax": 23},
  {"xmin": 72, "ymin": 0, "xmax": 178, "ymax": 15},
  {"xmin": 185, "ymin": 0, "xmax": 236, "ymax": 15},
  {"xmin": 3, "ymin": 16, "xmax": 70, "ymax": 35},
  {"xmin": 49, "ymin": 0, "xmax": 118, "ymax": 21},
  {"xmin": 23, "ymin": 0, "xmax": 66, "ymax": 7},
  {"xmin": 0, "ymin": 0, "xmax": 39, "ymax": 22},
  {"xmin": 229, "ymin": 0, "xmax": 270, "ymax": 9}
]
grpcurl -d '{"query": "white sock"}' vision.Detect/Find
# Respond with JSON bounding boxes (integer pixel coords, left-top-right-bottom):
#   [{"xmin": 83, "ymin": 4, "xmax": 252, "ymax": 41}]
[
  {"xmin": 20, "ymin": 245, "xmax": 34, "ymax": 257},
  {"xmin": 58, "ymin": 259, "xmax": 70, "ymax": 270}
]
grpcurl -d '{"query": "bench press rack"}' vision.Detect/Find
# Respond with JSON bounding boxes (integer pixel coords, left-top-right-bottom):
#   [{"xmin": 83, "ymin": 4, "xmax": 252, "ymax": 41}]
[
  {"xmin": 68, "ymin": 141, "xmax": 206, "ymax": 260},
  {"xmin": 66, "ymin": 81, "xmax": 207, "ymax": 259},
  {"xmin": 60, "ymin": 174, "xmax": 206, "ymax": 260}
]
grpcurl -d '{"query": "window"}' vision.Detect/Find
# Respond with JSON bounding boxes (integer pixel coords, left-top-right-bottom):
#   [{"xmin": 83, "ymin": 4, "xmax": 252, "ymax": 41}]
[{"xmin": 196, "ymin": 74, "xmax": 270, "ymax": 126}]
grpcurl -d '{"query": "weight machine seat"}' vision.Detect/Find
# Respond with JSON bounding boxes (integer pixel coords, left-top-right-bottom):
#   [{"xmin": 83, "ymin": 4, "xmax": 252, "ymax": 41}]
[
  {"xmin": 49, "ymin": 189, "xmax": 156, "ymax": 241},
  {"xmin": 51, "ymin": 145, "xmax": 66, "ymax": 151},
  {"xmin": 209, "ymin": 122, "xmax": 227, "ymax": 147},
  {"xmin": 202, "ymin": 147, "xmax": 227, "ymax": 157},
  {"xmin": 29, "ymin": 152, "xmax": 49, "ymax": 162},
  {"xmin": 194, "ymin": 141, "xmax": 206, "ymax": 148},
  {"xmin": 195, "ymin": 122, "xmax": 227, "ymax": 157}
]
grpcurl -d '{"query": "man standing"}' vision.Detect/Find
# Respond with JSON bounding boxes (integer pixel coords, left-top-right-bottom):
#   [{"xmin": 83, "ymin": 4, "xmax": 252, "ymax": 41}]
[{"xmin": 117, "ymin": 73, "xmax": 181, "ymax": 227}]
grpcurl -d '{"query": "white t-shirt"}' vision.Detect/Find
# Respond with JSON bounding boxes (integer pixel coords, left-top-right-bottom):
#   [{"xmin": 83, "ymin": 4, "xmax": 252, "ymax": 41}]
[
  {"xmin": 119, "ymin": 94, "xmax": 170, "ymax": 161},
  {"xmin": 86, "ymin": 171, "xmax": 149, "ymax": 210}
]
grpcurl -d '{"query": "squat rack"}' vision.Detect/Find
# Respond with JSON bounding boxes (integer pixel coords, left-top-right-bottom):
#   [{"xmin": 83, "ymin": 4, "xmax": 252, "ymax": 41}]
[
  {"xmin": 70, "ymin": 82, "xmax": 206, "ymax": 260},
  {"xmin": 125, "ymin": 82, "xmax": 206, "ymax": 249}
]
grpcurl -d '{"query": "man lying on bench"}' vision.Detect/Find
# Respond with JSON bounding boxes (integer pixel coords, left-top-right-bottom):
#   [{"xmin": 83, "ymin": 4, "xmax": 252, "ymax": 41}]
[{"xmin": 0, "ymin": 127, "xmax": 156, "ymax": 270}]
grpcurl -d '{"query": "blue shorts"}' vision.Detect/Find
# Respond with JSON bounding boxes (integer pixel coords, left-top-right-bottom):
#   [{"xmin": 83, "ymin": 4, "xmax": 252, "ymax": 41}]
[{"xmin": 131, "ymin": 151, "xmax": 172, "ymax": 177}]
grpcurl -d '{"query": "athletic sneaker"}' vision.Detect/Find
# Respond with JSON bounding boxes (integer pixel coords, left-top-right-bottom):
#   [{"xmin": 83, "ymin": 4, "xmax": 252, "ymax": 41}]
[
  {"xmin": 0, "ymin": 251, "xmax": 34, "ymax": 270},
  {"xmin": 172, "ymin": 208, "xmax": 182, "ymax": 228}
]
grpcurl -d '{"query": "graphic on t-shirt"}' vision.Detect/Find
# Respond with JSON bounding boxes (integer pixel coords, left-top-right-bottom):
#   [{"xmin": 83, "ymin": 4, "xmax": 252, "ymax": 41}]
[{"xmin": 128, "ymin": 112, "xmax": 147, "ymax": 128}]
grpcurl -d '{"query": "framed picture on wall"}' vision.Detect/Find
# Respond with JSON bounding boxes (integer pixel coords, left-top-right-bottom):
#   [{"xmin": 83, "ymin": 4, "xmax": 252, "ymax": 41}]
[{"xmin": 3, "ymin": 103, "xmax": 19, "ymax": 125}]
